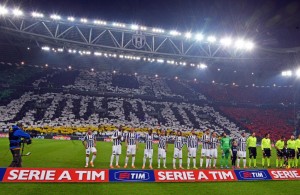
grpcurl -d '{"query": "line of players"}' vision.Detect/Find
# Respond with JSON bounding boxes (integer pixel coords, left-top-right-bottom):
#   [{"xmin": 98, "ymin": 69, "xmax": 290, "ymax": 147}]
[{"xmin": 82, "ymin": 126, "xmax": 300, "ymax": 169}]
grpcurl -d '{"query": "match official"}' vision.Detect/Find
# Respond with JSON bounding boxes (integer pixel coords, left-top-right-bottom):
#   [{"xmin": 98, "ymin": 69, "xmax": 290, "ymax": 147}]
[
  {"xmin": 261, "ymin": 133, "xmax": 271, "ymax": 168},
  {"xmin": 275, "ymin": 136, "xmax": 285, "ymax": 168},
  {"xmin": 247, "ymin": 132, "xmax": 257, "ymax": 168}
]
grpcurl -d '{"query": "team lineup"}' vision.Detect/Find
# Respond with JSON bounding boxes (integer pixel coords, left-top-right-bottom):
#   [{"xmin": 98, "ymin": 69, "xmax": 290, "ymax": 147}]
[{"xmin": 82, "ymin": 126, "xmax": 300, "ymax": 169}]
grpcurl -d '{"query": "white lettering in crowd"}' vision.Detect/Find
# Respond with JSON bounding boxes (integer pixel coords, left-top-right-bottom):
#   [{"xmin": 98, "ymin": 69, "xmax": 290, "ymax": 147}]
[{"xmin": 271, "ymin": 171, "xmax": 300, "ymax": 179}]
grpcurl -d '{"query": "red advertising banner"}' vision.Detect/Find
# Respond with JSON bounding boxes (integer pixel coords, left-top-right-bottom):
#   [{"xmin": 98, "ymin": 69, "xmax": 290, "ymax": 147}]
[
  {"xmin": 154, "ymin": 170, "xmax": 237, "ymax": 182},
  {"xmin": 0, "ymin": 133, "xmax": 8, "ymax": 138},
  {"xmin": 268, "ymin": 169, "xmax": 300, "ymax": 180},
  {"xmin": 2, "ymin": 168, "xmax": 109, "ymax": 182}
]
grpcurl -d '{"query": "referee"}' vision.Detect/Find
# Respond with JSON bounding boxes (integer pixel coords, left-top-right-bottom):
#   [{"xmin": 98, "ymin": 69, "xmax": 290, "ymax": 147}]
[
  {"xmin": 275, "ymin": 136, "xmax": 285, "ymax": 168},
  {"xmin": 246, "ymin": 132, "xmax": 257, "ymax": 168},
  {"xmin": 287, "ymin": 135, "xmax": 296, "ymax": 168},
  {"xmin": 261, "ymin": 133, "xmax": 271, "ymax": 168}
]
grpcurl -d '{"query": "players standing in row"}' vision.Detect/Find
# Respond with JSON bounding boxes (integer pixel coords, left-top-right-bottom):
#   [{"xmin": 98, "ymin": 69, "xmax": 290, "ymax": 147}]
[
  {"xmin": 110, "ymin": 126, "xmax": 123, "ymax": 168},
  {"xmin": 124, "ymin": 127, "xmax": 138, "ymax": 168},
  {"xmin": 157, "ymin": 130, "xmax": 168, "ymax": 168},
  {"xmin": 200, "ymin": 129, "xmax": 211, "ymax": 168},
  {"xmin": 82, "ymin": 129, "xmax": 97, "ymax": 168},
  {"xmin": 173, "ymin": 131, "xmax": 184, "ymax": 169},
  {"xmin": 142, "ymin": 129, "xmax": 154, "ymax": 169},
  {"xmin": 237, "ymin": 132, "xmax": 247, "ymax": 168},
  {"xmin": 187, "ymin": 129, "xmax": 198, "ymax": 169}
]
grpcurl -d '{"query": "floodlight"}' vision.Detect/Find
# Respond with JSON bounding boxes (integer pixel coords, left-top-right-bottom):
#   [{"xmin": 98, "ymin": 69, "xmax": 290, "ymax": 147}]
[
  {"xmin": 207, "ymin": 36, "xmax": 216, "ymax": 43},
  {"xmin": 0, "ymin": 6, "xmax": 8, "ymax": 15},
  {"xmin": 220, "ymin": 37, "xmax": 232, "ymax": 46},
  {"xmin": 13, "ymin": 9, "xmax": 23, "ymax": 16},
  {"xmin": 32, "ymin": 12, "xmax": 44, "ymax": 18},
  {"xmin": 185, "ymin": 32, "xmax": 192, "ymax": 39},
  {"xmin": 235, "ymin": 39, "xmax": 245, "ymax": 49},
  {"xmin": 131, "ymin": 24, "xmax": 139, "ymax": 30},
  {"xmin": 245, "ymin": 41, "xmax": 254, "ymax": 50},
  {"xmin": 80, "ymin": 18, "xmax": 87, "ymax": 23},
  {"xmin": 170, "ymin": 30, "xmax": 181, "ymax": 36},
  {"xmin": 195, "ymin": 33, "xmax": 204, "ymax": 41},
  {"xmin": 50, "ymin": 14, "xmax": 61, "ymax": 20},
  {"xmin": 296, "ymin": 69, "xmax": 300, "ymax": 77},
  {"xmin": 67, "ymin": 17, "xmax": 75, "ymax": 21},
  {"xmin": 198, "ymin": 63, "xmax": 207, "ymax": 69}
]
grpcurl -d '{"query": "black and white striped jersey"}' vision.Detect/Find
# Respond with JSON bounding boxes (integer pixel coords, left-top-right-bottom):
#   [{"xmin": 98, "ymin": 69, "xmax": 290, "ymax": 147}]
[
  {"xmin": 210, "ymin": 137, "xmax": 218, "ymax": 149},
  {"xmin": 174, "ymin": 136, "xmax": 184, "ymax": 150},
  {"xmin": 112, "ymin": 130, "xmax": 122, "ymax": 146},
  {"xmin": 201, "ymin": 134, "xmax": 211, "ymax": 149},
  {"xmin": 187, "ymin": 135, "xmax": 198, "ymax": 148},
  {"xmin": 145, "ymin": 134, "xmax": 154, "ymax": 149},
  {"xmin": 158, "ymin": 135, "xmax": 167, "ymax": 149},
  {"xmin": 126, "ymin": 132, "xmax": 138, "ymax": 145},
  {"xmin": 83, "ymin": 133, "xmax": 96, "ymax": 148},
  {"xmin": 238, "ymin": 137, "xmax": 247, "ymax": 151}
]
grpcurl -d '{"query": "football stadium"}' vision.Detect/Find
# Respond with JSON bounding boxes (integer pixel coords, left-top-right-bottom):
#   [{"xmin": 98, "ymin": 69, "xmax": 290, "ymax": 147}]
[{"xmin": 0, "ymin": 0, "xmax": 300, "ymax": 194}]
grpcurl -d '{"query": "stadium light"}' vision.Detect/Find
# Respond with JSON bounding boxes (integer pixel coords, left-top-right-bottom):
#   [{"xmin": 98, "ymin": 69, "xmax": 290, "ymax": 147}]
[
  {"xmin": 252, "ymin": 83, "xmax": 255, "ymax": 87},
  {"xmin": 207, "ymin": 36, "xmax": 216, "ymax": 43},
  {"xmin": 68, "ymin": 65, "xmax": 72, "ymax": 70},
  {"xmin": 245, "ymin": 41, "xmax": 254, "ymax": 50},
  {"xmin": 194, "ymin": 78, "xmax": 197, "ymax": 81},
  {"xmin": 45, "ymin": 64, "xmax": 48, "ymax": 67},
  {"xmin": 91, "ymin": 68, "xmax": 94, "ymax": 72},
  {"xmin": 31, "ymin": 12, "xmax": 44, "ymax": 18},
  {"xmin": 140, "ymin": 26, "xmax": 147, "ymax": 31},
  {"xmin": 21, "ymin": 61, "xmax": 25, "ymax": 65},
  {"xmin": 185, "ymin": 32, "xmax": 192, "ymax": 39},
  {"xmin": 80, "ymin": 18, "xmax": 88, "ymax": 23},
  {"xmin": 134, "ymin": 72, "xmax": 138, "ymax": 76},
  {"xmin": 94, "ymin": 20, "xmax": 106, "ymax": 25},
  {"xmin": 170, "ymin": 30, "xmax": 181, "ymax": 36},
  {"xmin": 13, "ymin": 8, "xmax": 23, "ymax": 16},
  {"xmin": 235, "ymin": 39, "xmax": 245, "ymax": 49},
  {"xmin": 212, "ymin": 80, "xmax": 215, "ymax": 83},
  {"xmin": 175, "ymin": 76, "xmax": 178, "ymax": 80},
  {"xmin": 152, "ymin": 28, "xmax": 164, "ymax": 33},
  {"xmin": 113, "ymin": 70, "xmax": 116, "ymax": 74},
  {"xmin": 0, "ymin": 6, "xmax": 8, "ymax": 15},
  {"xmin": 220, "ymin": 37, "xmax": 232, "ymax": 46},
  {"xmin": 218, "ymin": 68, "xmax": 221, "ymax": 71},
  {"xmin": 67, "ymin": 17, "xmax": 75, "ymax": 21},
  {"xmin": 50, "ymin": 14, "xmax": 61, "ymax": 20},
  {"xmin": 57, "ymin": 48, "xmax": 63, "ymax": 52},
  {"xmin": 296, "ymin": 69, "xmax": 300, "ymax": 77},
  {"xmin": 131, "ymin": 24, "xmax": 139, "ymax": 30},
  {"xmin": 282, "ymin": 70, "xmax": 292, "ymax": 77},
  {"xmin": 112, "ymin": 22, "xmax": 126, "ymax": 28},
  {"xmin": 198, "ymin": 63, "xmax": 207, "ymax": 69},
  {"xmin": 157, "ymin": 59, "xmax": 164, "ymax": 63},
  {"xmin": 273, "ymin": 83, "xmax": 276, "ymax": 87},
  {"xmin": 155, "ymin": 74, "xmax": 158, "ymax": 78},
  {"xmin": 195, "ymin": 33, "xmax": 204, "ymax": 41},
  {"xmin": 41, "ymin": 46, "xmax": 50, "ymax": 51}
]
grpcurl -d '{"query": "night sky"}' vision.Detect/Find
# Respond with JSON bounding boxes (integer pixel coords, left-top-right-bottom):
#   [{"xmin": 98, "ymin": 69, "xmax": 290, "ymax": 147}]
[{"xmin": 2, "ymin": 0, "xmax": 300, "ymax": 48}]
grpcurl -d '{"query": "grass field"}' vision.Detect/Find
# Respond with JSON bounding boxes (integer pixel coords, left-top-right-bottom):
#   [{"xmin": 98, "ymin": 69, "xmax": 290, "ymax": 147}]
[{"xmin": 0, "ymin": 138, "xmax": 299, "ymax": 195}]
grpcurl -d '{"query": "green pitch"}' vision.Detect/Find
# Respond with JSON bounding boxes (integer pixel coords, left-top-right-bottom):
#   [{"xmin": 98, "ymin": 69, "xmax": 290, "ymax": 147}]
[{"xmin": 0, "ymin": 139, "xmax": 299, "ymax": 195}]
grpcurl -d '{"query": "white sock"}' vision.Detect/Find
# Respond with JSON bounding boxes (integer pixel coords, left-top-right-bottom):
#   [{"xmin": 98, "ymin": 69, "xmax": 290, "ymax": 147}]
[
  {"xmin": 237, "ymin": 159, "xmax": 240, "ymax": 166},
  {"xmin": 132, "ymin": 156, "xmax": 135, "ymax": 166},
  {"xmin": 91, "ymin": 155, "xmax": 96, "ymax": 162},
  {"xmin": 243, "ymin": 159, "xmax": 246, "ymax": 167},
  {"xmin": 209, "ymin": 159, "xmax": 211, "ymax": 167},
  {"xmin": 187, "ymin": 158, "xmax": 190, "ymax": 167},
  {"xmin": 179, "ymin": 159, "xmax": 182, "ymax": 167},
  {"xmin": 173, "ymin": 158, "xmax": 176, "ymax": 167},
  {"xmin": 158, "ymin": 158, "xmax": 161, "ymax": 167},
  {"xmin": 206, "ymin": 159, "xmax": 209, "ymax": 168},
  {"xmin": 86, "ymin": 157, "xmax": 89, "ymax": 164},
  {"xmin": 110, "ymin": 155, "xmax": 115, "ymax": 166},
  {"xmin": 214, "ymin": 159, "xmax": 217, "ymax": 167},
  {"xmin": 200, "ymin": 158, "xmax": 203, "ymax": 167},
  {"xmin": 193, "ymin": 158, "xmax": 196, "ymax": 167},
  {"xmin": 116, "ymin": 155, "xmax": 119, "ymax": 165},
  {"xmin": 163, "ymin": 158, "xmax": 166, "ymax": 167},
  {"xmin": 150, "ymin": 158, "xmax": 152, "ymax": 166},
  {"xmin": 125, "ymin": 156, "xmax": 129, "ymax": 165},
  {"xmin": 143, "ymin": 156, "xmax": 146, "ymax": 166}
]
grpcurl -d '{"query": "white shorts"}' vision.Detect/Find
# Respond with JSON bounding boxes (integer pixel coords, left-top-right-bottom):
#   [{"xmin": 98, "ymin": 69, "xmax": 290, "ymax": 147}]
[
  {"xmin": 144, "ymin": 149, "xmax": 153, "ymax": 158},
  {"xmin": 210, "ymin": 148, "xmax": 218, "ymax": 158},
  {"xmin": 158, "ymin": 148, "xmax": 166, "ymax": 158},
  {"xmin": 238, "ymin": 151, "xmax": 246, "ymax": 158},
  {"xmin": 112, "ymin": 145, "xmax": 122, "ymax": 155},
  {"xmin": 201, "ymin": 149, "xmax": 210, "ymax": 157},
  {"xmin": 173, "ymin": 148, "xmax": 182, "ymax": 158},
  {"xmin": 86, "ymin": 147, "xmax": 97, "ymax": 155},
  {"xmin": 126, "ymin": 145, "xmax": 136, "ymax": 155},
  {"xmin": 188, "ymin": 148, "xmax": 197, "ymax": 158}
]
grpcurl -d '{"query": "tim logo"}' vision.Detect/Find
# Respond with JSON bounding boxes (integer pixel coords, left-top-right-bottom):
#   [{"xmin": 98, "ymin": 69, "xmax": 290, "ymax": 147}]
[
  {"xmin": 114, "ymin": 171, "xmax": 150, "ymax": 181},
  {"xmin": 237, "ymin": 170, "xmax": 271, "ymax": 180}
]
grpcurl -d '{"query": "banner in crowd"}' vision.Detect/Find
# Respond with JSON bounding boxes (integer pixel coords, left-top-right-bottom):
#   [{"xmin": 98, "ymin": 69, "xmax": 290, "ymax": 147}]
[
  {"xmin": 0, "ymin": 133, "xmax": 8, "ymax": 138},
  {"xmin": 52, "ymin": 136, "xmax": 71, "ymax": 140},
  {"xmin": 0, "ymin": 168, "xmax": 299, "ymax": 182}
]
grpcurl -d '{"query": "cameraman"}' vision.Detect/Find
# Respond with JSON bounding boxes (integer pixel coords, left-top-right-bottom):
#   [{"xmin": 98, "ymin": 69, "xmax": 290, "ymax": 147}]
[{"xmin": 8, "ymin": 123, "xmax": 31, "ymax": 167}]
